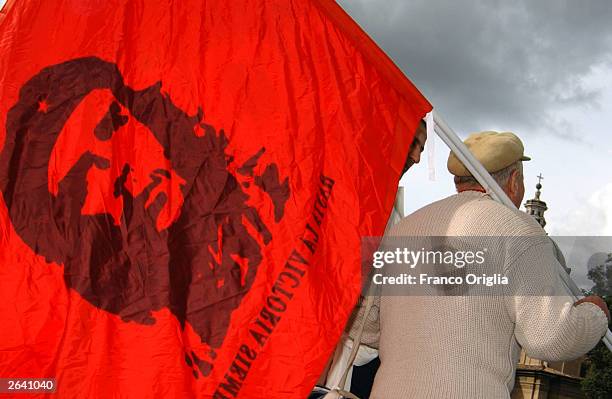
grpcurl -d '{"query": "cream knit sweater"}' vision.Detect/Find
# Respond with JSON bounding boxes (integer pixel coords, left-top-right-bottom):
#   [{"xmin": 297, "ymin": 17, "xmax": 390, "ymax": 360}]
[{"xmin": 349, "ymin": 191, "xmax": 608, "ymax": 399}]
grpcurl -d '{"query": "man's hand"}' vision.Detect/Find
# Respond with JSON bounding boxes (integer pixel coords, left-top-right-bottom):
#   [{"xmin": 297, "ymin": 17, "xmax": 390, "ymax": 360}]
[{"xmin": 574, "ymin": 296, "xmax": 610, "ymax": 322}]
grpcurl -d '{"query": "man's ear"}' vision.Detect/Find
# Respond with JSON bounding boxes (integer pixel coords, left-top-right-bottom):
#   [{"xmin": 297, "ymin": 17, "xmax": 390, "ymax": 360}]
[{"xmin": 507, "ymin": 169, "xmax": 519, "ymax": 195}]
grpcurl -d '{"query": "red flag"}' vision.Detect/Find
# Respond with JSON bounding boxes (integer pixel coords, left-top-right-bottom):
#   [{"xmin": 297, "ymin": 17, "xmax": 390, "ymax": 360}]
[{"xmin": 0, "ymin": 1, "xmax": 431, "ymax": 397}]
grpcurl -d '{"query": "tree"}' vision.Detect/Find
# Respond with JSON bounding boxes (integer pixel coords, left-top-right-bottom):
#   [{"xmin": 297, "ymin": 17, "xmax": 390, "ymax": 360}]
[
  {"xmin": 581, "ymin": 253, "xmax": 612, "ymax": 399},
  {"xmin": 586, "ymin": 253, "xmax": 612, "ymax": 297}
]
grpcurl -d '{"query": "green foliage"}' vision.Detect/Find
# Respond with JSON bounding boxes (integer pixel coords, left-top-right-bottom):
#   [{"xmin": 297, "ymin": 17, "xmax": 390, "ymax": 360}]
[
  {"xmin": 580, "ymin": 295, "xmax": 612, "ymax": 399},
  {"xmin": 586, "ymin": 254, "xmax": 612, "ymax": 297}
]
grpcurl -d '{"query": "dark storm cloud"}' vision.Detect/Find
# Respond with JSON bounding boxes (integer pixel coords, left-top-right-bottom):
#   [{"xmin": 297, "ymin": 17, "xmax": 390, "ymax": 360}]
[{"xmin": 338, "ymin": 0, "xmax": 612, "ymax": 137}]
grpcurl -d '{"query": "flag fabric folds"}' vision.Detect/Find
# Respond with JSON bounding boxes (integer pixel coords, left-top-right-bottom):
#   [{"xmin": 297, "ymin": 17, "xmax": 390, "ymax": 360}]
[{"xmin": 0, "ymin": 1, "xmax": 431, "ymax": 397}]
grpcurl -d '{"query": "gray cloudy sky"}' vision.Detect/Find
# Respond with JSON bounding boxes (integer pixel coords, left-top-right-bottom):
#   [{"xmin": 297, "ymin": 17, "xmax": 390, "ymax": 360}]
[
  {"xmin": 339, "ymin": 0, "xmax": 612, "ymax": 138},
  {"xmin": 338, "ymin": 0, "xmax": 612, "ymax": 238}
]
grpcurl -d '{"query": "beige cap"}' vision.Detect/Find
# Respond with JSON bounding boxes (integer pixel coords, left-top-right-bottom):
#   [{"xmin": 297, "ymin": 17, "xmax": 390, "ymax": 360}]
[{"xmin": 447, "ymin": 131, "xmax": 531, "ymax": 177}]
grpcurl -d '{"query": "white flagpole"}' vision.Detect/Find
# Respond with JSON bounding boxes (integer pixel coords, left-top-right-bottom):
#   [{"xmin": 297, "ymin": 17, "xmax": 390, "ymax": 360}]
[{"xmin": 431, "ymin": 111, "xmax": 612, "ymax": 352}]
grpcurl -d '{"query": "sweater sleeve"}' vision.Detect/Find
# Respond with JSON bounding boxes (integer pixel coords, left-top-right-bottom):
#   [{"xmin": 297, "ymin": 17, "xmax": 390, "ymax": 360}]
[{"xmin": 503, "ymin": 240, "xmax": 608, "ymax": 362}]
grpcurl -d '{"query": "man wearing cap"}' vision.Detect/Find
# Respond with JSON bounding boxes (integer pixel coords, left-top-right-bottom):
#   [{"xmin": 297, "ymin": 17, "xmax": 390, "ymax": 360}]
[{"xmin": 366, "ymin": 131, "xmax": 609, "ymax": 398}]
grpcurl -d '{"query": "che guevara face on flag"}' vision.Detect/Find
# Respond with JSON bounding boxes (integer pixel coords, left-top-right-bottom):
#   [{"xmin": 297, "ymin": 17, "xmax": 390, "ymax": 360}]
[{"xmin": 0, "ymin": 57, "xmax": 290, "ymax": 375}]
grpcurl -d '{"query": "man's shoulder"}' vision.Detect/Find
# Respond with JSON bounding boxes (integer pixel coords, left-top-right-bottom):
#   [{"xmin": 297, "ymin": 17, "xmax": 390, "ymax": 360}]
[
  {"xmin": 391, "ymin": 191, "xmax": 544, "ymax": 237},
  {"xmin": 472, "ymin": 197, "xmax": 545, "ymax": 236}
]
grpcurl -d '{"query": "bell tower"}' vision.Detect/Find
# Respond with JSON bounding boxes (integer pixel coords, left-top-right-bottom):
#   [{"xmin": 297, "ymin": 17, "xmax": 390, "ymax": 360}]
[{"xmin": 524, "ymin": 173, "xmax": 548, "ymax": 228}]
